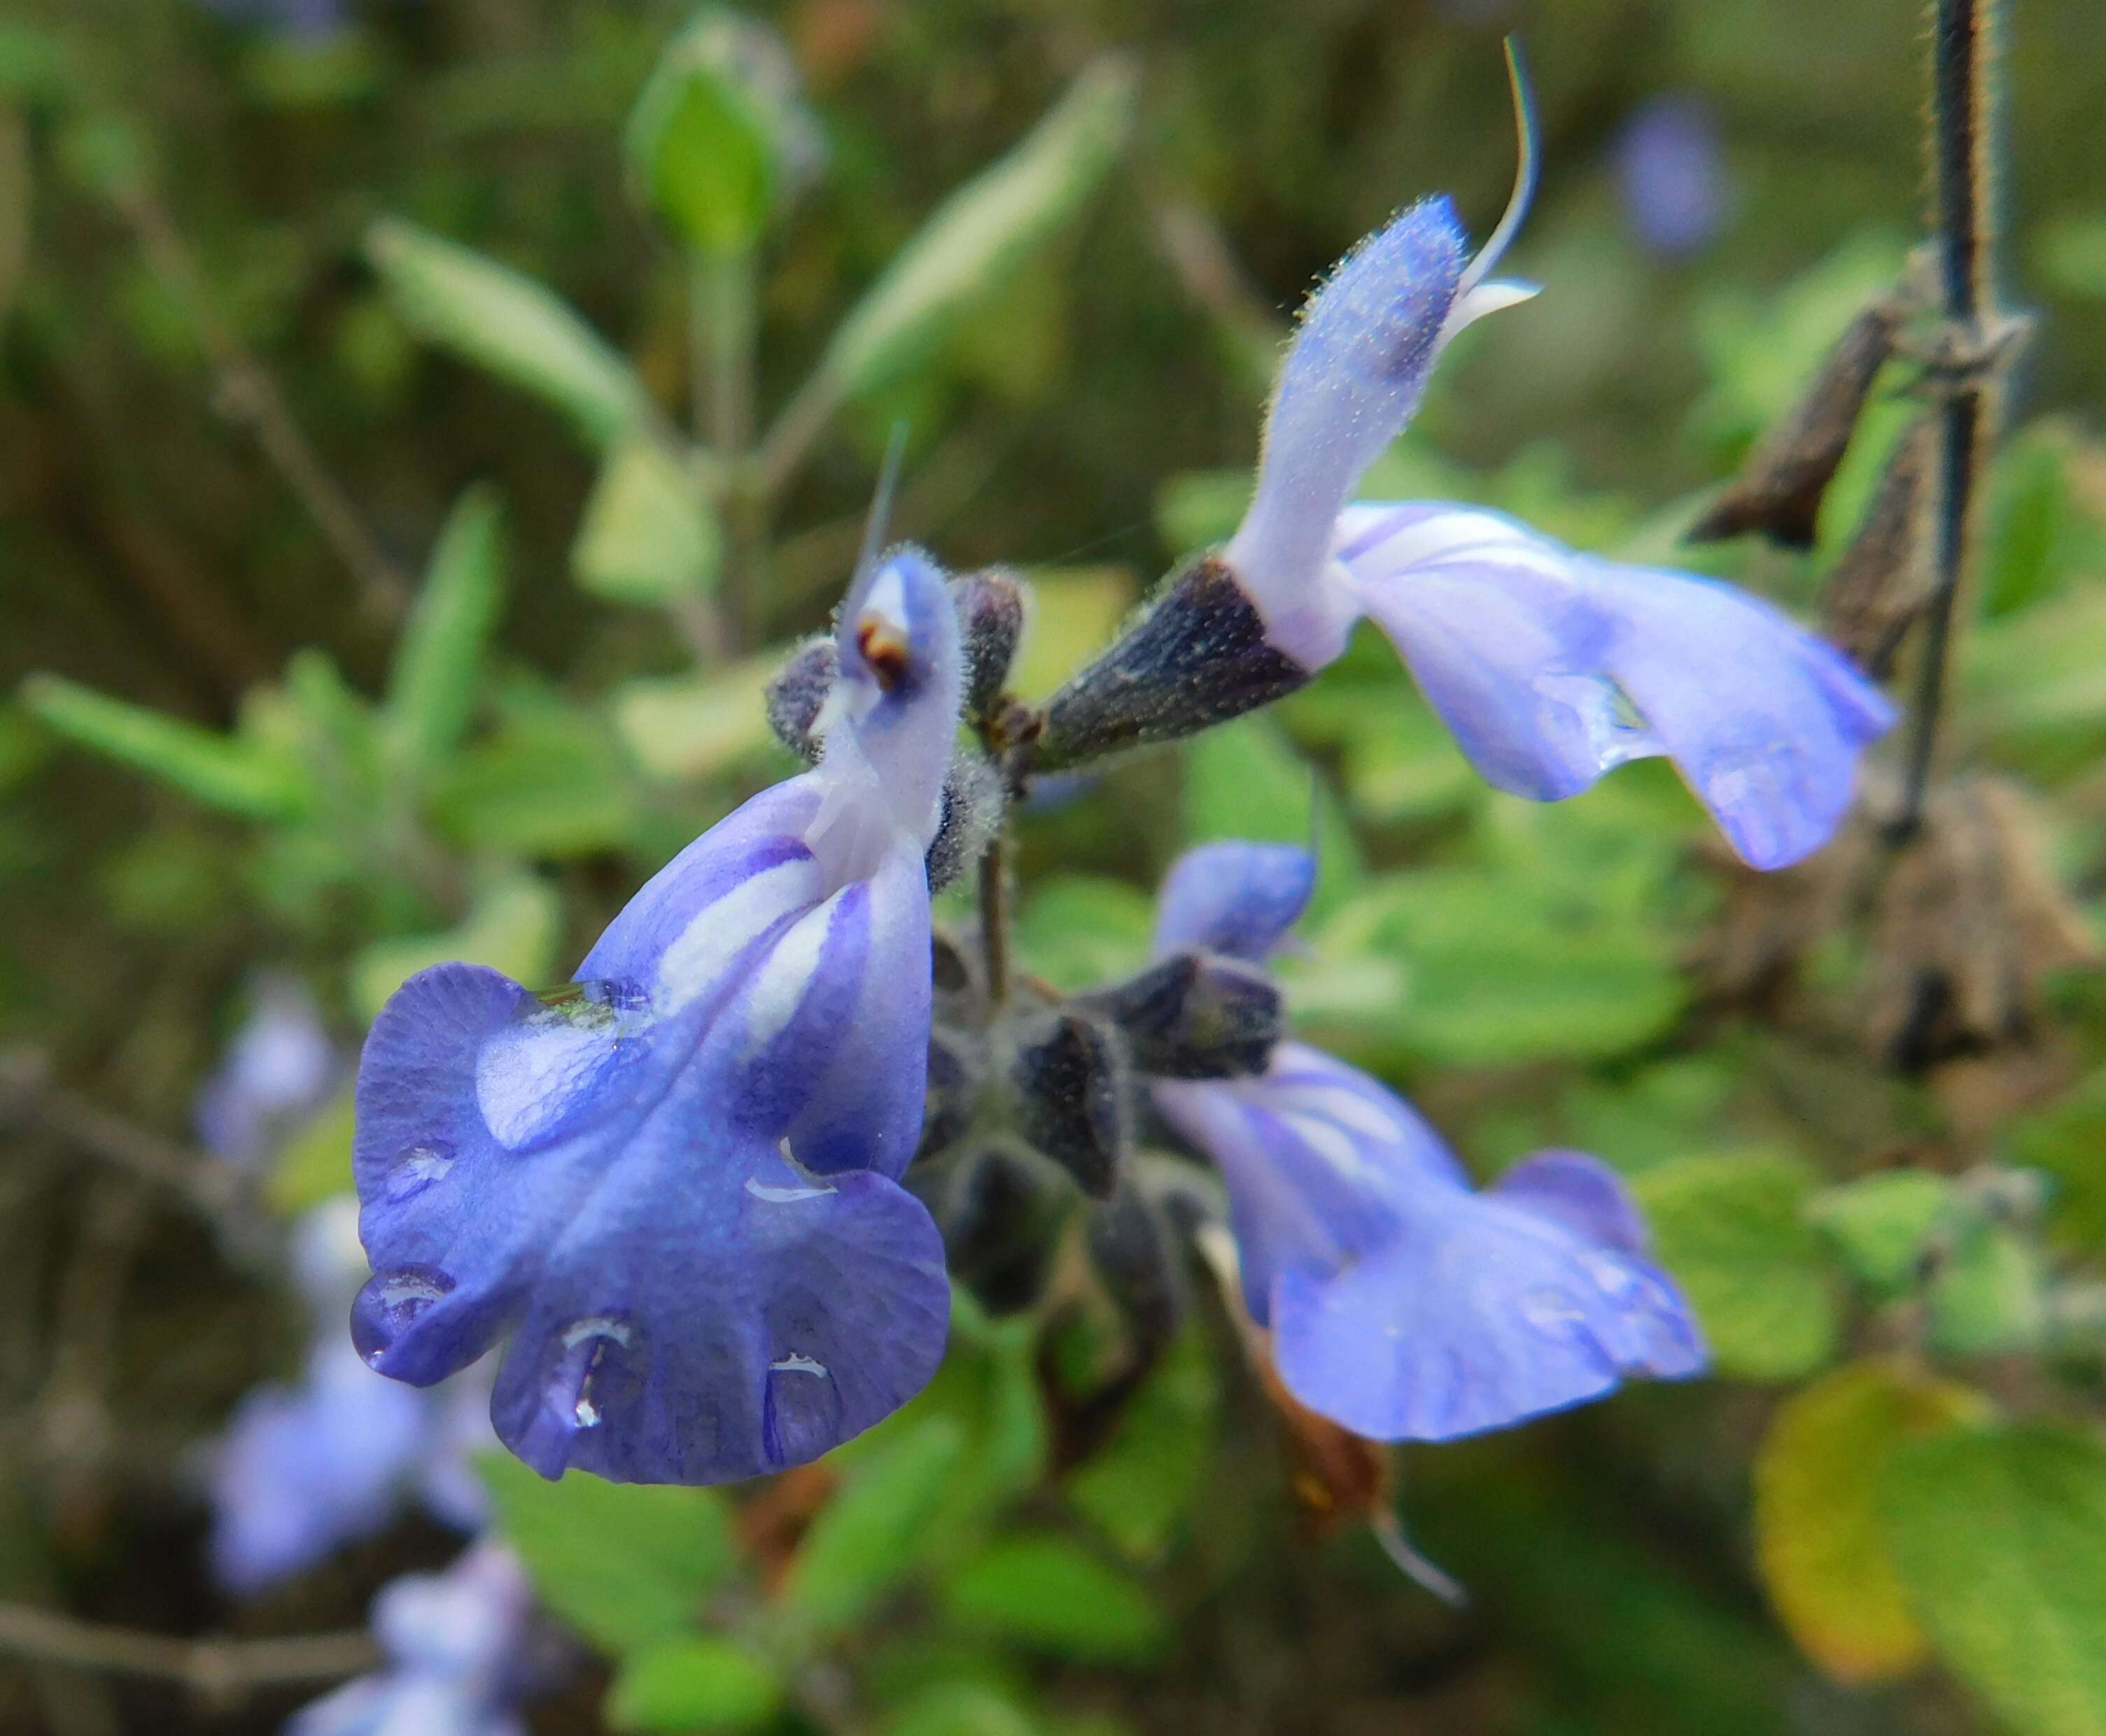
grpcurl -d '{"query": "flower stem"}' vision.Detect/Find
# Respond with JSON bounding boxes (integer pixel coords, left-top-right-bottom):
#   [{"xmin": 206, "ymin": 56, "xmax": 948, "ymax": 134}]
[
  {"xmin": 1893, "ymin": 0, "xmax": 2003, "ymax": 840},
  {"xmin": 979, "ymin": 831, "xmax": 1013, "ymax": 1005},
  {"xmin": 694, "ymin": 249, "xmax": 762, "ymax": 651}
]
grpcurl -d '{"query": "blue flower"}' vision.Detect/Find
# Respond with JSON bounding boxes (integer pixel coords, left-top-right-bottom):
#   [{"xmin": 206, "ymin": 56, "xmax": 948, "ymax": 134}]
[
  {"xmin": 195, "ymin": 973, "xmax": 339, "ymax": 1169},
  {"xmin": 1148, "ymin": 842, "xmax": 1706, "ymax": 1442},
  {"xmin": 1214, "ymin": 64, "xmax": 1890, "ymax": 868},
  {"xmin": 351, "ymin": 552, "xmax": 960, "ymax": 1485},
  {"xmin": 1615, "ymin": 95, "xmax": 1732, "ymax": 257},
  {"xmin": 209, "ymin": 1202, "xmax": 492, "ymax": 1595},
  {"xmin": 288, "ymin": 1544, "xmax": 557, "ymax": 1736}
]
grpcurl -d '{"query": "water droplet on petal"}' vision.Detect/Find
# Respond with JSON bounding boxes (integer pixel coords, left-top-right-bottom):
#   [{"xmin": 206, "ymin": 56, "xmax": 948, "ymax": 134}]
[
  {"xmin": 1519, "ymin": 1285, "xmax": 1585, "ymax": 1335},
  {"xmin": 555, "ymin": 1317, "xmax": 636, "ymax": 1434},
  {"xmin": 351, "ymin": 1266, "xmax": 454, "ymax": 1367},
  {"xmin": 769, "ymin": 1352, "xmax": 829, "ymax": 1378},
  {"xmin": 384, "ymin": 1140, "xmax": 455, "ymax": 1203}
]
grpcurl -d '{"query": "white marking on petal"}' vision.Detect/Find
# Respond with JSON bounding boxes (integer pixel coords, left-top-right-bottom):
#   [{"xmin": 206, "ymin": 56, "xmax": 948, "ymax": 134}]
[
  {"xmin": 656, "ymin": 859, "xmax": 822, "ymax": 1013},
  {"xmin": 740, "ymin": 896, "xmax": 842, "ymax": 1056},
  {"xmin": 477, "ymin": 1017, "xmax": 625, "ymax": 1149}
]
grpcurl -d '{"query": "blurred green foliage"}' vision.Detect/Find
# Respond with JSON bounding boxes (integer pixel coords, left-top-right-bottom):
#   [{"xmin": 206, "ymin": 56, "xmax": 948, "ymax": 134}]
[{"xmin": 5, "ymin": 3, "xmax": 2106, "ymax": 1736}]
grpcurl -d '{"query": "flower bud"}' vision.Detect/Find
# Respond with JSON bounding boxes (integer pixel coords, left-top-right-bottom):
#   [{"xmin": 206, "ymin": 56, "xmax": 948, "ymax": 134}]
[
  {"xmin": 925, "ymin": 752, "xmax": 1007, "ymax": 894},
  {"xmin": 1008, "ymin": 1007, "xmax": 1130, "ymax": 1199},
  {"xmin": 1074, "ymin": 950, "xmax": 1282, "ymax": 1079},
  {"xmin": 763, "ymin": 636, "xmax": 837, "ymax": 761},
  {"xmin": 951, "ymin": 567, "xmax": 1029, "ymax": 723}
]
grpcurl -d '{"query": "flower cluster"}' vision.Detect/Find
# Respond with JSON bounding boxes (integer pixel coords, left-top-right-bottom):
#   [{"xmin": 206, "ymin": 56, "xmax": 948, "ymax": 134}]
[{"xmin": 348, "ymin": 59, "xmax": 1890, "ymax": 1490}]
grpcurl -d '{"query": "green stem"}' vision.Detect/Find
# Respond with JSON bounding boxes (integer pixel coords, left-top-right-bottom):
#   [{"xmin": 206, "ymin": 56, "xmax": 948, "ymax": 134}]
[
  {"xmin": 692, "ymin": 248, "xmax": 762, "ymax": 650},
  {"xmin": 978, "ymin": 832, "xmax": 1013, "ymax": 1005}
]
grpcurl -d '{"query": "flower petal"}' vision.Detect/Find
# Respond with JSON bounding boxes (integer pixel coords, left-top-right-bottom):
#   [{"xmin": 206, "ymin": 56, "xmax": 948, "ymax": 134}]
[
  {"xmin": 1581, "ymin": 560, "xmax": 1896, "ymax": 868},
  {"xmin": 1271, "ymin": 1180, "xmax": 1704, "ymax": 1441},
  {"xmin": 1226, "ymin": 202, "xmax": 1467, "ymax": 665},
  {"xmin": 1338, "ymin": 504, "xmax": 1640, "ymax": 800},
  {"xmin": 1152, "ymin": 841, "xmax": 1317, "ymax": 963},
  {"xmin": 489, "ymin": 1131, "xmax": 948, "ymax": 1483}
]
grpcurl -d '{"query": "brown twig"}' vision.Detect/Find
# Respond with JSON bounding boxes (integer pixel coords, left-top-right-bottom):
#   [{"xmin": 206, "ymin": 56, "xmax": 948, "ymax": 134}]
[{"xmin": 0, "ymin": 1603, "xmax": 377, "ymax": 1700}]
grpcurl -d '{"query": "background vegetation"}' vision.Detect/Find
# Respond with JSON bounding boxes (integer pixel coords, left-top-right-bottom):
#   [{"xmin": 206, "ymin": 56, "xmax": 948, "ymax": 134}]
[{"xmin": 4, "ymin": 1, "xmax": 2106, "ymax": 1733}]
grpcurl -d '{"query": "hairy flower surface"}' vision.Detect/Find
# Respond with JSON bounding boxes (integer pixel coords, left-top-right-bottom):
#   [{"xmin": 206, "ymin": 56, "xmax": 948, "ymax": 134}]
[
  {"xmin": 1214, "ymin": 93, "xmax": 1890, "ymax": 868},
  {"xmin": 1149, "ymin": 842, "xmax": 1706, "ymax": 1441},
  {"xmin": 351, "ymin": 553, "xmax": 960, "ymax": 1484}
]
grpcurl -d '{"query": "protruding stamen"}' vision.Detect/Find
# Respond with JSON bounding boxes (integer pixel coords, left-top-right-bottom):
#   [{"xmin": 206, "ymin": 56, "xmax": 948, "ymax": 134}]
[{"xmin": 1456, "ymin": 37, "xmax": 1541, "ymax": 304}]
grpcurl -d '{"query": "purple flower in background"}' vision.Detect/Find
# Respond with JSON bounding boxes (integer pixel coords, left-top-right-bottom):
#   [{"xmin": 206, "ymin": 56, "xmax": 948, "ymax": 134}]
[
  {"xmin": 1214, "ymin": 59, "xmax": 1889, "ymax": 868},
  {"xmin": 288, "ymin": 1544, "xmax": 557, "ymax": 1736},
  {"xmin": 1615, "ymin": 96, "xmax": 1731, "ymax": 257},
  {"xmin": 209, "ymin": 1201, "xmax": 494, "ymax": 1595},
  {"xmin": 195, "ymin": 973, "xmax": 339, "ymax": 1169},
  {"xmin": 351, "ymin": 552, "xmax": 959, "ymax": 1485},
  {"xmin": 196, "ymin": 0, "xmax": 349, "ymax": 39},
  {"xmin": 1149, "ymin": 842, "xmax": 1706, "ymax": 1442}
]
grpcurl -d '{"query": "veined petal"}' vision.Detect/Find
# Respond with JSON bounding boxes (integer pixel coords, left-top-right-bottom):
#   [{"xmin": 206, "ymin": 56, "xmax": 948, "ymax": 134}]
[
  {"xmin": 1335, "ymin": 503, "xmax": 1641, "ymax": 800},
  {"xmin": 1333, "ymin": 503, "xmax": 1894, "ymax": 864},
  {"xmin": 1152, "ymin": 841, "xmax": 1317, "ymax": 964},
  {"xmin": 1580, "ymin": 559, "xmax": 1897, "ymax": 868},
  {"xmin": 1271, "ymin": 1170, "xmax": 1703, "ymax": 1441}
]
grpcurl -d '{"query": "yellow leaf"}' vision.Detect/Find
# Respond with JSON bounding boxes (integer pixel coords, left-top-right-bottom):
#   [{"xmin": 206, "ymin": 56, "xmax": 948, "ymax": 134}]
[{"xmin": 1753, "ymin": 1357, "xmax": 1990, "ymax": 1684}]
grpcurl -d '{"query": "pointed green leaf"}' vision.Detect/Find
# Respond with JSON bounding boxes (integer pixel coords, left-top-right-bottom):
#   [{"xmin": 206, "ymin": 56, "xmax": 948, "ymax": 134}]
[
  {"xmin": 18, "ymin": 675, "xmax": 311, "ymax": 820},
  {"xmin": 367, "ymin": 217, "xmax": 652, "ymax": 448},
  {"xmin": 819, "ymin": 58, "xmax": 1135, "ymax": 400},
  {"xmin": 939, "ymin": 1533, "xmax": 1164, "ymax": 1665},
  {"xmin": 1884, "ymin": 1421, "xmax": 2106, "ymax": 1736},
  {"xmin": 779, "ymin": 1415, "xmax": 966, "ymax": 1636},
  {"xmin": 386, "ymin": 486, "xmax": 507, "ymax": 777},
  {"xmin": 1810, "ymin": 1171, "xmax": 1954, "ymax": 1297},
  {"xmin": 573, "ymin": 435, "xmax": 721, "ymax": 606},
  {"xmin": 609, "ymin": 1635, "xmax": 784, "ymax": 1732},
  {"xmin": 625, "ymin": 10, "xmax": 784, "ymax": 256},
  {"xmin": 478, "ymin": 1451, "xmax": 736, "ymax": 1656}
]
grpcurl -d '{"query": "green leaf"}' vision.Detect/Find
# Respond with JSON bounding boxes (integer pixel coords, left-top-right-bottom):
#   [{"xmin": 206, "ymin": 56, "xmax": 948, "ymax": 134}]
[
  {"xmin": 820, "ymin": 58, "xmax": 1135, "ymax": 400},
  {"xmin": 1634, "ymin": 1152, "xmax": 1841, "ymax": 1379},
  {"xmin": 1009, "ymin": 566, "xmax": 1136, "ymax": 703},
  {"xmin": 612, "ymin": 656, "xmax": 778, "ymax": 782},
  {"xmin": 479, "ymin": 1451, "xmax": 736, "ymax": 1655},
  {"xmin": 779, "ymin": 1415, "xmax": 966, "ymax": 1637},
  {"xmin": 1353, "ymin": 868, "xmax": 1683, "ymax": 1066},
  {"xmin": 265, "ymin": 1086, "xmax": 356, "ymax": 1214},
  {"xmin": 2008, "ymin": 1071, "xmax": 2106, "ymax": 1251},
  {"xmin": 624, "ymin": 10, "xmax": 780, "ymax": 256},
  {"xmin": 367, "ymin": 217, "xmax": 652, "ymax": 449},
  {"xmin": 1013, "ymin": 876, "xmax": 1155, "ymax": 993},
  {"xmin": 2037, "ymin": 214, "xmax": 2106, "ymax": 300},
  {"xmin": 1981, "ymin": 432, "xmax": 2074, "ymax": 618},
  {"xmin": 349, "ymin": 871, "xmax": 562, "ymax": 1022},
  {"xmin": 883, "ymin": 1681, "xmax": 1043, "ymax": 1736},
  {"xmin": 1753, "ymin": 1358, "xmax": 1986, "ymax": 1684},
  {"xmin": 1883, "ymin": 1421, "xmax": 2106, "ymax": 1736},
  {"xmin": 1926, "ymin": 1222, "xmax": 2049, "ymax": 1357},
  {"xmin": 608, "ymin": 1636, "xmax": 784, "ymax": 1732},
  {"xmin": 573, "ymin": 435, "xmax": 721, "ymax": 606},
  {"xmin": 1064, "ymin": 1328, "xmax": 1219, "ymax": 1562},
  {"xmin": 1182, "ymin": 715, "xmax": 1364, "ymax": 919},
  {"xmin": 1810, "ymin": 1171, "xmax": 1954, "ymax": 1297},
  {"xmin": 386, "ymin": 485, "xmax": 507, "ymax": 777},
  {"xmin": 939, "ymin": 1533, "xmax": 1164, "ymax": 1665},
  {"xmin": 428, "ymin": 689, "xmax": 641, "ymax": 856},
  {"xmin": 17, "ymin": 675, "xmax": 311, "ymax": 820}
]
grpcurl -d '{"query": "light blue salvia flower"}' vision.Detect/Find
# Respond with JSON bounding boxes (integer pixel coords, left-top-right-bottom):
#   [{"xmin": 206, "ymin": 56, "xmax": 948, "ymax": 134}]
[
  {"xmin": 350, "ymin": 550, "xmax": 960, "ymax": 1485},
  {"xmin": 1219, "ymin": 47, "xmax": 1892, "ymax": 870},
  {"xmin": 1149, "ymin": 842, "xmax": 1706, "ymax": 1442},
  {"xmin": 194, "ymin": 973, "xmax": 339, "ymax": 1169},
  {"xmin": 288, "ymin": 1542, "xmax": 557, "ymax": 1736},
  {"xmin": 209, "ymin": 1201, "xmax": 493, "ymax": 1595},
  {"xmin": 1615, "ymin": 94, "xmax": 1732, "ymax": 257}
]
